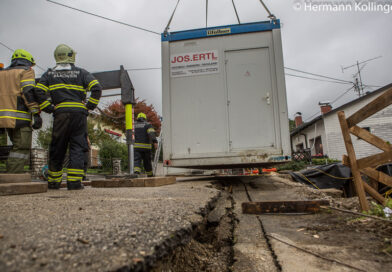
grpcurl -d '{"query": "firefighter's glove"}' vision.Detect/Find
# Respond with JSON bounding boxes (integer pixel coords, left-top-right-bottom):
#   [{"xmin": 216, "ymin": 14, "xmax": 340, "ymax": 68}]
[
  {"xmin": 86, "ymin": 102, "xmax": 96, "ymax": 111},
  {"xmin": 32, "ymin": 115, "xmax": 43, "ymax": 130},
  {"xmin": 43, "ymin": 105, "xmax": 55, "ymax": 114}
]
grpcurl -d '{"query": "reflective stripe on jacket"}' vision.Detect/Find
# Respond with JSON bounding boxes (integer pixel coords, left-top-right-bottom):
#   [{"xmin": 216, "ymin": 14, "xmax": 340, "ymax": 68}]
[
  {"xmin": 34, "ymin": 64, "xmax": 102, "ymax": 114},
  {"xmin": 134, "ymin": 119, "xmax": 157, "ymax": 150}
]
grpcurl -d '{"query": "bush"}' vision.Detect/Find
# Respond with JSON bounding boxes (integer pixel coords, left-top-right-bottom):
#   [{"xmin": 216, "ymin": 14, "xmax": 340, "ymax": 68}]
[
  {"xmin": 276, "ymin": 161, "xmax": 308, "ymax": 171},
  {"xmin": 312, "ymin": 158, "xmax": 340, "ymax": 165},
  {"xmin": 37, "ymin": 126, "xmax": 52, "ymax": 149},
  {"xmin": 98, "ymin": 138, "xmax": 128, "ymax": 171}
]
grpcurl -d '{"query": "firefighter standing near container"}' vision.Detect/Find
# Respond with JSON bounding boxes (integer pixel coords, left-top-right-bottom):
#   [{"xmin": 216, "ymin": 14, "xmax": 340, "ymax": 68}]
[
  {"xmin": 0, "ymin": 49, "xmax": 43, "ymax": 173},
  {"xmin": 34, "ymin": 44, "xmax": 102, "ymax": 190},
  {"xmin": 134, "ymin": 112, "xmax": 157, "ymax": 177}
]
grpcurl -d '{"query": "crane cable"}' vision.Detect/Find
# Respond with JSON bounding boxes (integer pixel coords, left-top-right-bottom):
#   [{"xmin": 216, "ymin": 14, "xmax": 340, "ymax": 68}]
[
  {"xmin": 206, "ymin": 0, "xmax": 208, "ymax": 28},
  {"xmin": 164, "ymin": 0, "xmax": 181, "ymax": 35},
  {"xmin": 231, "ymin": 0, "xmax": 241, "ymax": 24},
  {"xmin": 257, "ymin": 0, "xmax": 276, "ymax": 19}
]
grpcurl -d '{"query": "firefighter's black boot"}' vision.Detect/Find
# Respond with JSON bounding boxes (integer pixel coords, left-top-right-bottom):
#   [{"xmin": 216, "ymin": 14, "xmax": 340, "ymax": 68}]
[
  {"xmin": 67, "ymin": 181, "xmax": 84, "ymax": 190},
  {"xmin": 48, "ymin": 182, "xmax": 61, "ymax": 190}
]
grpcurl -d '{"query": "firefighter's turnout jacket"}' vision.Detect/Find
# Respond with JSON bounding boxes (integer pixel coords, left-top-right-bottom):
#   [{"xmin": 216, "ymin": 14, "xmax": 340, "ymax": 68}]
[
  {"xmin": 34, "ymin": 64, "xmax": 102, "ymax": 188},
  {"xmin": 34, "ymin": 64, "xmax": 102, "ymax": 114},
  {"xmin": 135, "ymin": 119, "xmax": 157, "ymax": 150},
  {"xmin": 134, "ymin": 118, "xmax": 157, "ymax": 176},
  {"xmin": 0, "ymin": 59, "xmax": 39, "ymax": 128}
]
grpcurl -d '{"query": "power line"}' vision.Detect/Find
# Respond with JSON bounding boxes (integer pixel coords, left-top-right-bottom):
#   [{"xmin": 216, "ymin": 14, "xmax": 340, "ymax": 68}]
[
  {"xmin": 303, "ymin": 86, "xmax": 355, "ymax": 122},
  {"xmin": 0, "ymin": 41, "xmax": 14, "ymax": 52},
  {"xmin": 285, "ymin": 67, "xmax": 352, "ymax": 84},
  {"xmin": 331, "ymin": 86, "xmax": 355, "ymax": 104},
  {"xmin": 0, "ymin": 40, "xmax": 46, "ymax": 72},
  {"xmin": 285, "ymin": 73, "xmax": 352, "ymax": 85},
  {"xmin": 46, "ymin": 0, "xmax": 160, "ymax": 35}
]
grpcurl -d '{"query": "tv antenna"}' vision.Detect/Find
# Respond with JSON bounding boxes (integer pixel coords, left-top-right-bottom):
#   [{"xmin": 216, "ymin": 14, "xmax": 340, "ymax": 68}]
[{"xmin": 341, "ymin": 56, "xmax": 382, "ymax": 97}]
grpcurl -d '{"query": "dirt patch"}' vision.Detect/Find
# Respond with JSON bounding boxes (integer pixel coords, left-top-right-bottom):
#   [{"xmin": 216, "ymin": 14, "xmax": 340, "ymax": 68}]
[
  {"xmin": 271, "ymin": 175, "xmax": 392, "ymax": 269},
  {"xmin": 153, "ymin": 192, "xmax": 235, "ymax": 272},
  {"xmin": 303, "ymin": 210, "xmax": 392, "ymax": 259}
]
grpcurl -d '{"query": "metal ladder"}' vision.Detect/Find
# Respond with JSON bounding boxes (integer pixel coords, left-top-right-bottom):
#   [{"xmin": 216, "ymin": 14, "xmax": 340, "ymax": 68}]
[{"xmin": 152, "ymin": 130, "xmax": 162, "ymax": 176}]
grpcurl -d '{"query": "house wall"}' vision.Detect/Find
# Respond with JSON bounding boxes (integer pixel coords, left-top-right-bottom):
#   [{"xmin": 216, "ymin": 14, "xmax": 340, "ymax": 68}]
[
  {"xmin": 291, "ymin": 119, "xmax": 326, "ymax": 156},
  {"xmin": 324, "ymin": 90, "xmax": 392, "ymax": 160}
]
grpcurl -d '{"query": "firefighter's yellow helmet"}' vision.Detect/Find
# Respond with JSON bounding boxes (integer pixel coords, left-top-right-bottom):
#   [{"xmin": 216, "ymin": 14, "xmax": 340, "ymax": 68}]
[
  {"xmin": 12, "ymin": 49, "xmax": 35, "ymax": 65},
  {"xmin": 137, "ymin": 112, "xmax": 147, "ymax": 120},
  {"xmin": 54, "ymin": 44, "xmax": 76, "ymax": 64}
]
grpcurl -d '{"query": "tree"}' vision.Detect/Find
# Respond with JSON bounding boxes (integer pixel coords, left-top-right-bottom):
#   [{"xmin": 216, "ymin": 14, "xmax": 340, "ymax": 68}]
[
  {"xmin": 289, "ymin": 119, "xmax": 296, "ymax": 132},
  {"xmin": 99, "ymin": 98, "xmax": 161, "ymax": 134},
  {"xmin": 37, "ymin": 126, "xmax": 52, "ymax": 149}
]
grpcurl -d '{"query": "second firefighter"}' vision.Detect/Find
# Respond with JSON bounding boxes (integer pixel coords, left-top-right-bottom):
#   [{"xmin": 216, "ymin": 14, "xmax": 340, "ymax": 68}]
[{"xmin": 134, "ymin": 112, "xmax": 157, "ymax": 177}]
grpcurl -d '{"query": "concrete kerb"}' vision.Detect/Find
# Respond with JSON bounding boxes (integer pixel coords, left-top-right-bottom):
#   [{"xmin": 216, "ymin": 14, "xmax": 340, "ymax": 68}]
[{"xmin": 91, "ymin": 176, "xmax": 176, "ymax": 188}]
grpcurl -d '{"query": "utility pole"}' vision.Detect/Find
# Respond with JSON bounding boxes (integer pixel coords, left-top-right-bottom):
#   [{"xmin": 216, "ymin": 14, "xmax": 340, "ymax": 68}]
[{"xmin": 342, "ymin": 56, "xmax": 381, "ymax": 97}]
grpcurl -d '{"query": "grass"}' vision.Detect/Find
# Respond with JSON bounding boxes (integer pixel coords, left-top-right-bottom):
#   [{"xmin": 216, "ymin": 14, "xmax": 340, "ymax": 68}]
[{"xmin": 363, "ymin": 199, "xmax": 392, "ymax": 219}]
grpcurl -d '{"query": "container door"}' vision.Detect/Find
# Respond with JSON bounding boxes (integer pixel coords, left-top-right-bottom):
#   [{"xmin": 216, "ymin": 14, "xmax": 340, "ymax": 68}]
[{"xmin": 225, "ymin": 48, "xmax": 276, "ymax": 151}]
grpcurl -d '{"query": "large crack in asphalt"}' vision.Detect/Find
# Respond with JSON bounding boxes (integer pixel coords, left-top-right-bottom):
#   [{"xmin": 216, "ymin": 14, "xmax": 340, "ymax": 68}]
[{"xmin": 117, "ymin": 182, "xmax": 235, "ymax": 272}]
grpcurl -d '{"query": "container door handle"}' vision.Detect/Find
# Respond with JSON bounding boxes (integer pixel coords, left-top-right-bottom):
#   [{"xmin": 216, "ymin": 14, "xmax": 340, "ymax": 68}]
[{"xmin": 264, "ymin": 92, "xmax": 271, "ymax": 105}]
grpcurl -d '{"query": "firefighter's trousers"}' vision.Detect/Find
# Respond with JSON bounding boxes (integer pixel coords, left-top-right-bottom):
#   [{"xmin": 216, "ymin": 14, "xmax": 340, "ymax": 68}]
[
  {"xmin": 134, "ymin": 148, "xmax": 153, "ymax": 176},
  {"xmin": 48, "ymin": 112, "xmax": 88, "ymax": 184},
  {"xmin": 6, "ymin": 126, "xmax": 32, "ymax": 173}
]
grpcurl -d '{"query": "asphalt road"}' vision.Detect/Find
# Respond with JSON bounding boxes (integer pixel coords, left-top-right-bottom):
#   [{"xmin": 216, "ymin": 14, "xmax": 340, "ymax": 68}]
[{"xmin": 0, "ymin": 180, "xmax": 219, "ymax": 272}]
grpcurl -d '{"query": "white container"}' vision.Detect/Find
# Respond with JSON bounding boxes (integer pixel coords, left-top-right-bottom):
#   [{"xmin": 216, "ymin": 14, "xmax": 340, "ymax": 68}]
[{"xmin": 161, "ymin": 20, "xmax": 291, "ymax": 169}]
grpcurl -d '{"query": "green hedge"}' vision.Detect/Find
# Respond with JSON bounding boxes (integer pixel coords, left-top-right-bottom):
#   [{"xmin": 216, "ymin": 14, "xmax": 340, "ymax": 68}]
[{"xmin": 98, "ymin": 139, "xmax": 128, "ymax": 171}]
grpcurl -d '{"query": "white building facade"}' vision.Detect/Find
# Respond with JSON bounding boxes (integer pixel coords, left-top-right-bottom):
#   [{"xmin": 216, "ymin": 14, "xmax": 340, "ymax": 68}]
[{"xmin": 291, "ymin": 84, "xmax": 392, "ymax": 160}]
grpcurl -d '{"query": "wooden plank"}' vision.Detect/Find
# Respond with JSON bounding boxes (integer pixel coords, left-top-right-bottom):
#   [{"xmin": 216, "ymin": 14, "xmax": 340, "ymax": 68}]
[
  {"xmin": 346, "ymin": 87, "xmax": 392, "ymax": 128},
  {"xmin": 338, "ymin": 111, "xmax": 369, "ymax": 211},
  {"xmin": 356, "ymin": 151, "xmax": 392, "ymax": 170},
  {"xmin": 349, "ymin": 125, "xmax": 391, "ymax": 152},
  {"xmin": 363, "ymin": 182, "xmax": 385, "ymax": 205},
  {"xmin": 144, "ymin": 177, "xmax": 176, "ymax": 187},
  {"xmin": 0, "ymin": 182, "xmax": 47, "ymax": 196},
  {"xmin": 242, "ymin": 200, "xmax": 330, "ymax": 214},
  {"xmin": 369, "ymin": 178, "xmax": 379, "ymax": 191},
  {"xmin": 342, "ymin": 155, "xmax": 350, "ymax": 166},
  {"xmin": 91, "ymin": 179, "xmax": 143, "ymax": 188},
  {"xmin": 361, "ymin": 167, "xmax": 392, "ymax": 188},
  {"xmin": 91, "ymin": 177, "xmax": 176, "ymax": 188},
  {"xmin": 0, "ymin": 173, "xmax": 31, "ymax": 184}
]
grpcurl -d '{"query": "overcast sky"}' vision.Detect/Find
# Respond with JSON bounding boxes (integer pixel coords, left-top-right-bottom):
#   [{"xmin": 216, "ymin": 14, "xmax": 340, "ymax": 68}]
[{"xmin": 1, "ymin": 0, "xmax": 391, "ymax": 122}]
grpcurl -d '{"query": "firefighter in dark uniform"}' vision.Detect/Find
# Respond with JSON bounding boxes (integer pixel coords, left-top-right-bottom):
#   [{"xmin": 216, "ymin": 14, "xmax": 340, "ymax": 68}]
[
  {"xmin": 134, "ymin": 112, "xmax": 157, "ymax": 177},
  {"xmin": 34, "ymin": 44, "xmax": 102, "ymax": 190},
  {"xmin": 0, "ymin": 49, "xmax": 42, "ymax": 173}
]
